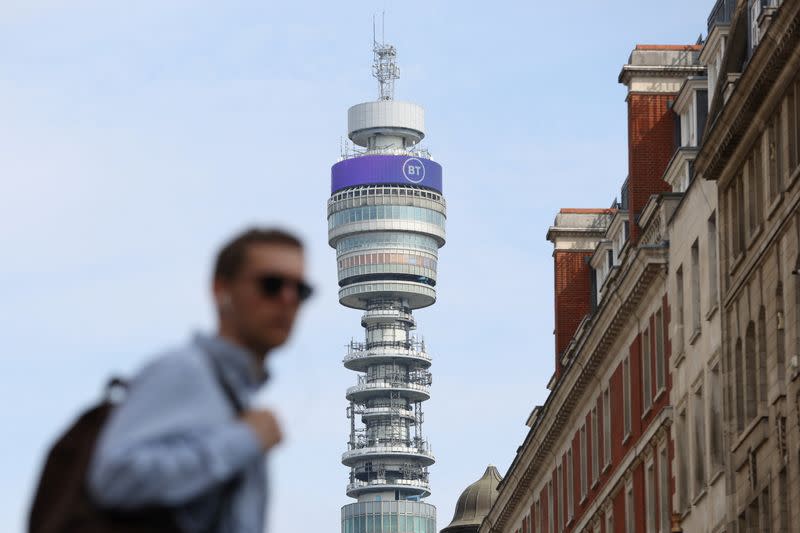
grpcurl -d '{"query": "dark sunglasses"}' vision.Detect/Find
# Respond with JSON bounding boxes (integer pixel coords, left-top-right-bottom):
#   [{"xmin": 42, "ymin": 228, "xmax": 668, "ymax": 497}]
[{"xmin": 256, "ymin": 275, "xmax": 314, "ymax": 302}]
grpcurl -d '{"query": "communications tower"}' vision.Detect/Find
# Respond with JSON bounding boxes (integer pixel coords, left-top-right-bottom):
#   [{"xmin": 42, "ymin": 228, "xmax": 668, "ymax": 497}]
[{"xmin": 328, "ymin": 35, "xmax": 444, "ymax": 533}]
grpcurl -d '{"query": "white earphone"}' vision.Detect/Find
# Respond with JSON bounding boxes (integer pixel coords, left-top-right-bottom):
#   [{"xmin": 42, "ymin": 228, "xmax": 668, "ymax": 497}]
[{"xmin": 219, "ymin": 292, "xmax": 233, "ymax": 309}]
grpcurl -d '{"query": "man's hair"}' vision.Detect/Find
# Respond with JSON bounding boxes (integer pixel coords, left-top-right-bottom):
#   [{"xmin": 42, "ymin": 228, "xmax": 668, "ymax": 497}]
[{"xmin": 214, "ymin": 227, "xmax": 303, "ymax": 281}]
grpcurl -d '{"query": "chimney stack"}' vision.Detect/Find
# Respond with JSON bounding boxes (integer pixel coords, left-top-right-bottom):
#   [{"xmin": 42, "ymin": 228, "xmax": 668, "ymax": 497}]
[
  {"xmin": 546, "ymin": 209, "xmax": 614, "ymax": 381},
  {"xmin": 618, "ymin": 45, "xmax": 704, "ymax": 241}
]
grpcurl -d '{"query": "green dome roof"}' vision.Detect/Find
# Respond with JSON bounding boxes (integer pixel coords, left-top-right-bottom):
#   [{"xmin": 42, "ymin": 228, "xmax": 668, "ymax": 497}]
[{"xmin": 441, "ymin": 465, "xmax": 502, "ymax": 533}]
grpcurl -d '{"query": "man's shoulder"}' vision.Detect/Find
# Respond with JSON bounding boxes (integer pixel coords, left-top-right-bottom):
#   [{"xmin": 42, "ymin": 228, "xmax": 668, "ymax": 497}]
[{"xmin": 133, "ymin": 338, "xmax": 212, "ymax": 390}]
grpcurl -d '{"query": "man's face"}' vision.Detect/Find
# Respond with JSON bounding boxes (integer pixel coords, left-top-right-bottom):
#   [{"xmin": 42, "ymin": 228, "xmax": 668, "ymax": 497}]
[{"xmin": 215, "ymin": 242, "xmax": 307, "ymax": 355}]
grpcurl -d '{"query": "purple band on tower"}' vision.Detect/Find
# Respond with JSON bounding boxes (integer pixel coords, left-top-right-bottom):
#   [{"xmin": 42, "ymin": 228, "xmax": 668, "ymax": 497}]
[{"xmin": 331, "ymin": 155, "xmax": 443, "ymax": 194}]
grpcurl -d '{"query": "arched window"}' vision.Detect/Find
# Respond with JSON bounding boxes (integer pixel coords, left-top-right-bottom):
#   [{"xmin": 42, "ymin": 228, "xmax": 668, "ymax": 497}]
[{"xmin": 745, "ymin": 322, "xmax": 757, "ymax": 423}]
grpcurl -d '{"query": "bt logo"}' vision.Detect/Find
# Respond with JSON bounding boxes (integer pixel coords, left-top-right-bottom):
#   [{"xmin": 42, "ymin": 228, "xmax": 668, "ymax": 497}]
[{"xmin": 402, "ymin": 158, "xmax": 426, "ymax": 183}]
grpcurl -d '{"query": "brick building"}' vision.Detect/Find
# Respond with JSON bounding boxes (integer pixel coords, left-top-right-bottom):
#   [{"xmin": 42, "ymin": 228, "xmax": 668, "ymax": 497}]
[
  {"xmin": 464, "ymin": 1, "xmax": 800, "ymax": 533},
  {"xmin": 476, "ymin": 46, "xmax": 701, "ymax": 533}
]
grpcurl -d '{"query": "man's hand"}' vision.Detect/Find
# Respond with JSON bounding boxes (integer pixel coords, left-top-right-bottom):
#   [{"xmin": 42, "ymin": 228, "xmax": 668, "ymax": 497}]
[{"xmin": 241, "ymin": 409, "xmax": 283, "ymax": 451}]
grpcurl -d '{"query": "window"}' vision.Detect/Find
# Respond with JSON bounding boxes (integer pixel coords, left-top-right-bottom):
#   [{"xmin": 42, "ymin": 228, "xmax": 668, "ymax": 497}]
[
  {"xmin": 566, "ymin": 450, "xmax": 573, "ymax": 521},
  {"xmin": 707, "ymin": 212, "xmax": 718, "ymax": 308},
  {"xmin": 623, "ymin": 357, "xmax": 632, "ymax": 438},
  {"xmin": 548, "ymin": 481, "xmax": 554, "ymax": 533},
  {"xmin": 603, "ymin": 388, "xmax": 612, "ymax": 467},
  {"xmin": 734, "ymin": 174, "xmax": 746, "ymax": 254},
  {"xmin": 709, "ymin": 361, "xmax": 724, "ymax": 473},
  {"xmin": 580, "ymin": 426, "xmax": 587, "ymax": 501},
  {"xmin": 768, "ymin": 116, "xmax": 782, "ymax": 201},
  {"xmin": 759, "ymin": 486, "xmax": 772, "ymax": 531},
  {"xmin": 655, "ymin": 308, "xmax": 665, "ymax": 392},
  {"xmin": 645, "ymin": 460, "xmax": 656, "ymax": 533},
  {"xmin": 776, "ymin": 284, "xmax": 786, "ymax": 383},
  {"xmin": 591, "ymin": 406, "xmax": 599, "ymax": 484},
  {"xmin": 642, "ymin": 326, "xmax": 652, "ymax": 411},
  {"xmin": 788, "ymin": 84, "xmax": 799, "ymax": 172},
  {"xmin": 693, "ymin": 382, "xmax": 707, "ymax": 497},
  {"xmin": 675, "ymin": 266, "xmax": 685, "ymax": 355},
  {"xmin": 556, "ymin": 466, "xmax": 563, "ymax": 533},
  {"xmin": 659, "ymin": 443, "xmax": 671, "ymax": 533},
  {"xmin": 625, "ymin": 479, "xmax": 635, "ymax": 533},
  {"xmin": 746, "ymin": 145, "xmax": 764, "ymax": 235},
  {"xmin": 779, "ymin": 468, "xmax": 789, "ymax": 532},
  {"xmin": 690, "ymin": 240, "xmax": 701, "ymax": 337},
  {"xmin": 745, "ymin": 322, "xmax": 758, "ymax": 422},
  {"xmin": 677, "ymin": 405, "xmax": 689, "ymax": 512},
  {"xmin": 749, "ymin": 0, "xmax": 762, "ymax": 50},
  {"xmin": 735, "ymin": 339, "xmax": 745, "ymax": 432},
  {"xmin": 535, "ymin": 500, "xmax": 541, "ymax": 533}
]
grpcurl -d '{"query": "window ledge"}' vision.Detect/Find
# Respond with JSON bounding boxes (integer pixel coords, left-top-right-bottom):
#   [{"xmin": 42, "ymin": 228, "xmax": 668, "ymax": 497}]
[
  {"xmin": 674, "ymin": 350, "xmax": 686, "ymax": 369},
  {"xmin": 622, "ymin": 432, "xmax": 632, "ymax": 446},
  {"xmin": 789, "ymin": 164, "xmax": 800, "ymax": 187},
  {"xmin": 680, "ymin": 505, "xmax": 691, "ymax": 520},
  {"xmin": 709, "ymin": 467, "xmax": 724, "ymax": 485},
  {"xmin": 688, "ymin": 328, "xmax": 701, "ymax": 346},
  {"xmin": 767, "ymin": 191, "xmax": 783, "ymax": 220},
  {"xmin": 705, "ymin": 303, "xmax": 719, "ymax": 321},
  {"xmin": 641, "ymin": 404, "xmax": 653, "ymax": 421},
  {"xmin": 653, "ymin": 387, "xmax": 667, "ymax": 403},
  {"xmin": 691, "ymin": 486, "xmax": 707, "ymax": 506},
  {"xmin": 731, "ymin": 415, "xmax": 769, "ymax": 454},
  {"xmin": 746, "ymin": 224, "xmax": 763, "ymax": 250},
  {"xmin": 730, "ymin": 252, "xmax": 745, "ymax": 275}
]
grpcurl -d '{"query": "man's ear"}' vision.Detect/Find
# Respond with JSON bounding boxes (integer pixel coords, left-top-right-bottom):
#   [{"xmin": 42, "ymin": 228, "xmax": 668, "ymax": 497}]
[{"xmin": 213, "ymin": 279, "xmax": 233, "ymax": 311}]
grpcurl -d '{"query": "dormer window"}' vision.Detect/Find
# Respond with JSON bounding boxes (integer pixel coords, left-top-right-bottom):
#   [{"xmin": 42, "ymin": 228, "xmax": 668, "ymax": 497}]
[{"xmin": 749, "ymin": 0, "xmax": 763, "ymax": 51}]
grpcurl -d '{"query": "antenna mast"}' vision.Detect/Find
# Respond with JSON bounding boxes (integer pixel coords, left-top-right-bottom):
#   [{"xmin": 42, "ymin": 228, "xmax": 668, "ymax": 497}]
[{"xmin": 372, "ymin": 12, "xmax": 400, "ymax": 101}]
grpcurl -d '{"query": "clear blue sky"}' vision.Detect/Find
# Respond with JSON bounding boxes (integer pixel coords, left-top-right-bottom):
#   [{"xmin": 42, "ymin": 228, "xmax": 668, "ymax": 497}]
[{"xmin": 1, "ymin": 1, "xmax": 713, "ymax": 531}]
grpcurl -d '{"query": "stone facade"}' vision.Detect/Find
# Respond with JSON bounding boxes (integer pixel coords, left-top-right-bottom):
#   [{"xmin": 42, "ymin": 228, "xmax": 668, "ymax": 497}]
[{"xmin": 695, "ymin": 0, "xmax": 800, "ymax": 530}]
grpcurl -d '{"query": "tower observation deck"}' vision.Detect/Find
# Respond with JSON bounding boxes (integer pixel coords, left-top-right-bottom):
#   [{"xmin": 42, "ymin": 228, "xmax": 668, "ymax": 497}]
[{"xmin": 329, "ymin": 37, "xmax": 444, "ymax": 533}]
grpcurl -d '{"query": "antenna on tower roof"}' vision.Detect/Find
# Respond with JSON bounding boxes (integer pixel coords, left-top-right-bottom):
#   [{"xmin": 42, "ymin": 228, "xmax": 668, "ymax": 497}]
[{"xmin": 372, "ymin": 11, "xmax": 399, "ymax": 101}]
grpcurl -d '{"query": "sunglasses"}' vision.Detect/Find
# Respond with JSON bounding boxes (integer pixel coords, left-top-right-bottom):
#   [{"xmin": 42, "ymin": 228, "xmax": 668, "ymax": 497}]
[{"xmin": 256, "ymin": 275, "xmax": 314, "ymax": 302}]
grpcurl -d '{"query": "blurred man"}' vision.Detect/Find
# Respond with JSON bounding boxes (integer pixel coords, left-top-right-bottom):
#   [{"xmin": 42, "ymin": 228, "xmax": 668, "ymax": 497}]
[{"xmin": 87, "ymin": 228, "xmax": 312, "ymax": 532}]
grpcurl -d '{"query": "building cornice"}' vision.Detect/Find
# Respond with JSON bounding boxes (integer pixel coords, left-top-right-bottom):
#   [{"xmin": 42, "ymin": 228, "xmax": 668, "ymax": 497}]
[
  {"xmin": 697, "ymin": 0, "xmax": 800, "ymax": 183},
  {"xmin": 618, "ymin": 65, "xmax": 706, "ymax": 86},
  {"xmin": 482, "ymin": 242, "xmax": 668, "ymax": 532}
]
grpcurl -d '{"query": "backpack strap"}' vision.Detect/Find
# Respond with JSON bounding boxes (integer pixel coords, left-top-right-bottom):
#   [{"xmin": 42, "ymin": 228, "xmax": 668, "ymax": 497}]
[
  {"xmin": 200, "ymin": 351, "xmax": 248, "ymax": 533},
  {"xmin": 203, "ymin": 353, "xmax": 245, "ymax": 414}
]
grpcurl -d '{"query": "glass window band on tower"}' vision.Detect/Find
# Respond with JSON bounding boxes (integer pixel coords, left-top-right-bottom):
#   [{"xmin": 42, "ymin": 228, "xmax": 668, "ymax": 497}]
[
  {"xmin": 328, "ymin": 205, "xmax": 446, "ymax": 231},
  {"xmin": 342, "ymin": 501, "xmax": 437, "ymax": 533}
]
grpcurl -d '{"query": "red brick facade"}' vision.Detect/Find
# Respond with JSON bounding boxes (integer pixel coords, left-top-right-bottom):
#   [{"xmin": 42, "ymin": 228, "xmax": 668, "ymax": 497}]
[
  {"xmin": 626, "ymin": 92, "xmax": 676, "ymax": 242},
  {"xmin": 553, "ymin": 250, "xmax": 593, "ymax": 378}
]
